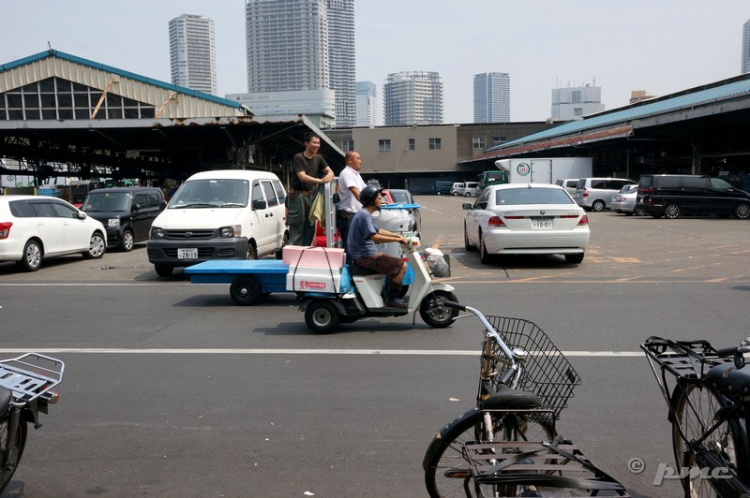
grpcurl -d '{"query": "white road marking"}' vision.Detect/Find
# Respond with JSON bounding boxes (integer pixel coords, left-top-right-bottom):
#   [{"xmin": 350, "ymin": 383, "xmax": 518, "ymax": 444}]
[{"xmin": 0, "ymin": 348, "xmax": 643, "ymax": 356}]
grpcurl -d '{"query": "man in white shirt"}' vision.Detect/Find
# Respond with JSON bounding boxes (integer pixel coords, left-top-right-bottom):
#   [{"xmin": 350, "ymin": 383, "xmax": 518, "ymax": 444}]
[{"xmin": 337, "ymin": 151, "xmax": 367, "ymax": 253}]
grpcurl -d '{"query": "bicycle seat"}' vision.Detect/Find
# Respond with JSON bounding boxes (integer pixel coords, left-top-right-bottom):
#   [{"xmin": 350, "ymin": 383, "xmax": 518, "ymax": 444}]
[
  {"xmin": 0, "ymin": 386, "xmax": 12, "ymax": 414},
  {"xmin": 706, "ymin": 362, "xmax": 750, "ymax": 396},
  {"xmin": 481, "ymin": 384, "xmax": 542, "ymax": 410}
]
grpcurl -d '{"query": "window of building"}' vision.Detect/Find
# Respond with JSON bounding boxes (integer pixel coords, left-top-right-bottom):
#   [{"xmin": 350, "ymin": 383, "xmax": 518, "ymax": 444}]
[
  {"xmin": 0, "ymin": 77, "xmax": 156, "ymax": 121},
  {"xmin": 342, "ymin": 139, "xmax": 354, "ymax": 152},
  {"xmin": 574, "ymin": 108, "xmax": 583, "ymax": 117},
  {"xmin": 473, "ymin": 137, "xmax": 486, "ymax": 149},
  {"xmin": 492, "ymin": 136, "xmax": 507, "ymax": 145},
  {"xmin": 378, "ymin": 139, "xmax": 391, "ymax": 152},
  {"xmin": 572, "ymin": 91, "xmax": 581, "ymax": 103},
  {"xmin": 429, "ymin": 138, "xmax": 441, "ymax": 150},
  {"xmin": 408, "ymin": 138, "xmax": 416, "ymax": 150}
]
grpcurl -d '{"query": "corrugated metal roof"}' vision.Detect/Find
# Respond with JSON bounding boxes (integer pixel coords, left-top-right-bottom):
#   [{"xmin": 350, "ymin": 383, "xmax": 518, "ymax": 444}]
[
  {"xmin": 487, "ymin": 74, "xmax": 750, "ymax": 152},
  {"xmin": 0, "ymin": 50, "xmax": 243, "ymax": 110}
]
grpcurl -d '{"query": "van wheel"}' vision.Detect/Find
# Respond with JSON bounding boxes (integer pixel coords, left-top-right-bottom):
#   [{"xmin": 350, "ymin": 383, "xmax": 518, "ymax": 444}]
[
  {"xmin": 154, "ymin": 265, "xmax": 173, "ymax": 277},
  {"xmin": 452, "ymin": 192, "xmax": 458, "ymax": 196},
  {"xmin": 464, "ymin": 192, "xmax": 471, "ymax": 197},
  {"xmin": 275, "ymin": 232, "xmax": 288, "ymax": 260},
  {"xmin": 592, "ymin": 200, "xmax": 606, "ymax": 212},
  {"xmin": 246, "ymin": 244, "xmax": 257, "ymax": 260},
  {"xmin": 735, "ymin": 203, "xmax": 750, "ymax": 219},
  {"xmin": 119, "ymin": 230, "xmax": 134, "ymax": 252},
  {"xmin": 664, "ymin": 203, "xmax": 681, "ymax": 219}
]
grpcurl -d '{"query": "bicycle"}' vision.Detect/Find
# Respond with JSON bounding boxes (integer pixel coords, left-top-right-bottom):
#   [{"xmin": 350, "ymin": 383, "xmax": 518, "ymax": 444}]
[
  {"xmin": 642, "ymin": 336, "xmax": 750, "ymax": 497},
  {"xmin": 423, "ymin": 301, "xmax": 628, "ymax": 497}
]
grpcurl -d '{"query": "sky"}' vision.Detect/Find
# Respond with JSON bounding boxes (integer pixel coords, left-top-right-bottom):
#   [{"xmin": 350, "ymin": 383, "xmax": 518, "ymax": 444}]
[{"xmin": 1, "ymin": 0, "xmax": 748, "ymax": 125}]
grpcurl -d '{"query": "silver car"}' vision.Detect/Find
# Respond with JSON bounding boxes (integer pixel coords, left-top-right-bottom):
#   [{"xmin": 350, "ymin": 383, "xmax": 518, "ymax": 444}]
[{"xmin": 610, "ymin": 184, "xmax": 646, "ymax": 216}]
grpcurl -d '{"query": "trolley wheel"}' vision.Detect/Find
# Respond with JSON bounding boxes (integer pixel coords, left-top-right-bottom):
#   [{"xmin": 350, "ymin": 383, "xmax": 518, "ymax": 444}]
[
  {"xmin": 230, "ymin": 276, "xmax": 262, "ymax": 306},
  {"xmin": 304, "ymin": 300, "xmax": 340, "ymax": 334}
]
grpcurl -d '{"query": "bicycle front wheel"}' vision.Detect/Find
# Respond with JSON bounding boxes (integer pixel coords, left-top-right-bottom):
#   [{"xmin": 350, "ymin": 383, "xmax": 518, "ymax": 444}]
[
  {"xmin": 671, "ymin": 383, "xmax": 742, "ymax": 497},
  {"xmin": 423, "ymin": 409, "xmax": 554, "ymax": 498}
]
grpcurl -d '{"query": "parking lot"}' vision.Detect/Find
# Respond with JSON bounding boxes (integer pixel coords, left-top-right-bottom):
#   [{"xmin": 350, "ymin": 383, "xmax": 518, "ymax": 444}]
[{"xmin": 1, "ymin": 195, "xmax": 749, "ymax": 496}]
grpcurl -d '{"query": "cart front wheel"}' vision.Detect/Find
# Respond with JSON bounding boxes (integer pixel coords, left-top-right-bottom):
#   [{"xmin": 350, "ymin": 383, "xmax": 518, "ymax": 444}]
[
  {"xmin": 230, "ymin": 276, "xmax": 262, "ymax": 306},
  {"xmin": 305, "ymin": 300, "xmax": 340, "ymax": 334},
  {"xmin": 420, "ymin": 290, "xmax": 458, "ymax": 328}
]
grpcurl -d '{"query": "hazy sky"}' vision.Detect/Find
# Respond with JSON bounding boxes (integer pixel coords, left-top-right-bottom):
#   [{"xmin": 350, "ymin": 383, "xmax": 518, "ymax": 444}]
[{"xmin": 1, "ymin": 0, "xmax": 747, "ymax": 124}]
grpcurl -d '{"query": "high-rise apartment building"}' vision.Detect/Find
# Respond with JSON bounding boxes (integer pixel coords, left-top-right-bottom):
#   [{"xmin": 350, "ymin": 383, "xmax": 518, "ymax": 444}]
[
  {"xmin": 243, "ymin": 0, "xmax": 355, "ymax": 126},
  {"xmin": 743, "ymin": 19, "xmax": 750, "ymax": 74},
  {"xmin": 327, "ymin": 0, "xmax": 356, "ymax": 127},
  {"xmin": 473, "ymin": 72, "xmax": 510, "ymax": 123},
  {"xmin": 383, "ymin": 71, "xmax": 443, "ymax": 127},
  {"xmin": 551, "ymin": 83, "xmax": 605, "ymax": 121},
  {"xmin": 169, "ymin": 14, "xmax": 217, "ymax": 95},
  {"xmin": 356, "ymin": 81, "xmax": 377, "ymax": 127},
  {"xmin": 245, "ymin": 0, "xmax": 329, "ymax": 93}
]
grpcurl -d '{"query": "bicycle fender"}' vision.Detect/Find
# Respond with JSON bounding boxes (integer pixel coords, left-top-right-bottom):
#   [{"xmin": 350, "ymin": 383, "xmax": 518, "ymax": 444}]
[{"xmin": 422, "ymin": 407, "xmax": 481, "ymax": 471}]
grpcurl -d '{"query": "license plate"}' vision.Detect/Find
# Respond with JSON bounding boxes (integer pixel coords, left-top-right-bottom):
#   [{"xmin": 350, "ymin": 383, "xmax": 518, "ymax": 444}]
[
  {"xmin": 178, "ymin": 248, "xmax": 198, "ymax": 259},
  {"xmin": 531, "ymin": 218, "xmax": 553, "ymax": 229}
]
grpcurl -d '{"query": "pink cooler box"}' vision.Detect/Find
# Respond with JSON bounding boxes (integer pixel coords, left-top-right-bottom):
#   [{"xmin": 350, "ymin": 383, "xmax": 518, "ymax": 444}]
[{"xmin": 282, "ymin": 246, "xmax": 345, "ymax": 269}]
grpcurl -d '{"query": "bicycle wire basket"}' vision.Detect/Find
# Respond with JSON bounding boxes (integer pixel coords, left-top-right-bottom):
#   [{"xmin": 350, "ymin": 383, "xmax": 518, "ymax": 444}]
[{"xmin": 486, "ymin": 316, "xmax": 581, "ymax": 418}]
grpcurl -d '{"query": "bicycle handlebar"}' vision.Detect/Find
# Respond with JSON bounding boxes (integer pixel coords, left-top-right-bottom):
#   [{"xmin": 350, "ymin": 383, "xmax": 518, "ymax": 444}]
[{"xmin": 443, "ymin": 300, "xmax": 517, "ymax": 368}]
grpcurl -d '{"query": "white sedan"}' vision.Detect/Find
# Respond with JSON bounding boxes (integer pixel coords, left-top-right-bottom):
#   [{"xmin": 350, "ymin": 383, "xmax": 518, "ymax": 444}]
[{"xmin": 463, "ymin": 184, "xmax": 590, "ymax": 265}]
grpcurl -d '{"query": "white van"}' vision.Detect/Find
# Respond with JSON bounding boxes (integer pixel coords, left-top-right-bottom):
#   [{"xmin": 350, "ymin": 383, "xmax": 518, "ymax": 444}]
[
  {"xmin": 450, "ymin": 182, "xmax": 465, "ymax": 196},
  {"xmin": 147, "ymin": 170, "xmax": 288, "ymax": 277}
]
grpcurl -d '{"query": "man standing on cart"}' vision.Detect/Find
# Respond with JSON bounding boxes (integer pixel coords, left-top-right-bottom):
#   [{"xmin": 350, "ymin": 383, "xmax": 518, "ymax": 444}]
[
  {"xmin": 347, "ymin": 185, "xmax": 409, "ymax": 308},
  {"xmin": 288, "ymin": 132, "xmax": 335, "ymax": 246},
  {"xmin": 337, "ymin": 150, "xmax": 367, "ymax": 253}
]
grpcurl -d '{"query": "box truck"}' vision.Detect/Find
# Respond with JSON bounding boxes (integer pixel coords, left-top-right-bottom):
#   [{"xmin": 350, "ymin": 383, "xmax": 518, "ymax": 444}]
[{"xmin": 494, "ymin": 157, "xmax": 593, "ymax": 185}]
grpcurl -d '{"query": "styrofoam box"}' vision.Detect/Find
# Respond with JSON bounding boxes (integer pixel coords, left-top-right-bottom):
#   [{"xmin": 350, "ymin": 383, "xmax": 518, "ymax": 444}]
[
  {"xmin": 282, "ymin": 246, "xmax": 345, "ymax": 269},
  {"xmin": 286, "ymin": 266, "xmax": 342, "ymax": 293}
]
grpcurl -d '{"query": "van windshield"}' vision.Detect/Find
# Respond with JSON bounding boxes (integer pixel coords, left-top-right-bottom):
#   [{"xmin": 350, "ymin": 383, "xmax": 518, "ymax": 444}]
[
  {"xmin": 82, "ymin": 192, "xmax": 130, "ymax": 212},
  {"xmin": 169, "ymin": 179, "xmax": 249, "ymax": 208}
]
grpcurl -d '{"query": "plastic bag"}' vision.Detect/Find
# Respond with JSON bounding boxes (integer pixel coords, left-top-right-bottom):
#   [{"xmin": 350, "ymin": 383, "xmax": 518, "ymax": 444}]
[{"xmin": 423, "ymin": 248, "xmax": 451, "ymax": 278}]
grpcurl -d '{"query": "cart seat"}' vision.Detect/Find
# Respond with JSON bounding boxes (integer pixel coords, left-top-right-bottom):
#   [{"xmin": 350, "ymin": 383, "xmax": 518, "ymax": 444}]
[{"xmin": 350, "ymin": 261, "xmax": 381, "ymax": 276}]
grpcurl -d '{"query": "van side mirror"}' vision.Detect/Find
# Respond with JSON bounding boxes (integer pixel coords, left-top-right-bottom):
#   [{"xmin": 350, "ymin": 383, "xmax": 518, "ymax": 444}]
[
  {"xmin": 132, "ymin": 204, "xmax": 140, "ymax": 213},
  {"xmin": 252, "ymin": 199, "xmax": 268, "ymax": 210}
]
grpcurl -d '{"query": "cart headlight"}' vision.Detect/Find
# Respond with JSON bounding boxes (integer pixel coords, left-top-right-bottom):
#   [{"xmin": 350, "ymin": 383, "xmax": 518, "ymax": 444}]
[
  {"xmin": 220, "ymin": 225, "xmax": 241, "ymax": 238},
  {"xmin": 108, "ymin": 218, "xmax": 120, "ymax": 228},
  {"xmin": 150, "ymin": 227, "xmax": 165, "ymax": 239}
]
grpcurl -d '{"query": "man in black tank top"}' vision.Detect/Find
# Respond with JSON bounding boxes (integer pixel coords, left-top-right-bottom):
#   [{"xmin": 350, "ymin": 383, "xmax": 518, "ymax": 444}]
[{"xmin": 287, "ymin": 132, "xmax": 334, "ymax": 246}]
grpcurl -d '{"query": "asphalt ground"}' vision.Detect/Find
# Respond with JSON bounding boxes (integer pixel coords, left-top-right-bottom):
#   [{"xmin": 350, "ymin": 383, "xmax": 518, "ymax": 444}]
[{"xmin": 0, "ymin": 194, "xmax": 748, "ymax": 496}]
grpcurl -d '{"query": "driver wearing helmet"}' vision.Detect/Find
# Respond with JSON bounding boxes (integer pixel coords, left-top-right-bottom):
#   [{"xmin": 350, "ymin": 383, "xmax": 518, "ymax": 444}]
[{"xmin": 347, "ymin": 185, "xmax": 409, "ymax": 308}]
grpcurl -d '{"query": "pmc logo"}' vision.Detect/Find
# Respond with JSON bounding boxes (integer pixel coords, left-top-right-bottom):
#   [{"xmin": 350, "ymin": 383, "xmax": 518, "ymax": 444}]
[
  {"xmin": 300, "ymin": 280, "xmax": 326, "ymax": 290},
  {"xmin": 517, "ymin": 163, "xmax": 531, "ymax": 176}
]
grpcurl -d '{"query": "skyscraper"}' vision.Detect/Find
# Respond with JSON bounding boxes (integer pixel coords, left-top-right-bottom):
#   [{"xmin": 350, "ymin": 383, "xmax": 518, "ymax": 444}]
[
  {"xmin": 473, "ymin": 72, "xmax": 510, "ymax": 123},
  {"xmin": 356, "ymin": 81, "xmax": 377, "ymax": 127},
  {"xmin": 244, "ymin": 0, "xmax": 355, "ymax": 126},
  {"xmin": 327, "ymin": 0, "xmax": 356, "ymax": 127},
  {"xmin": 245, "ymin": 0, "xmax": 329, "ymax": 93},
  {"xmin": 743, "ymin": 19, "xmax": 750, "ymax": 74},
  {"xmin": 169, "ymin": 14, "xmax": 217, "ymax": 95},
  {"xmin": 383, "ymin": 71, "xmax": 443, "ymax": 126}
]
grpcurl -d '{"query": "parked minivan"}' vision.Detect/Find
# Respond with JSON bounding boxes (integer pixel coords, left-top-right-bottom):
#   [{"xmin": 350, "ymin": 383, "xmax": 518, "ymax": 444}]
[
  {"xmin": 555, "ymin": 178, "xmax": 579, "ymax": 197},
  {"xmin": 147, "ymin": 170, "xmax": 288, "ymax": 277},
  {"xmin": 450, "ymin": 182, "xmax": 465, "ymax": 196},
  {"xmin": 575, "ymin": 178, "xmax": 637, "ymax": 211},
  {"xmin": 636, "ymin": 174, "xmax": 750, "ymax": 219},
  {"xmin": 435, "ymin": 181, "xmax": 452, "ymax": 195},
  {"xmin": 82, "ymin": 187, "xmax": 166, "ymax": 251}
]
